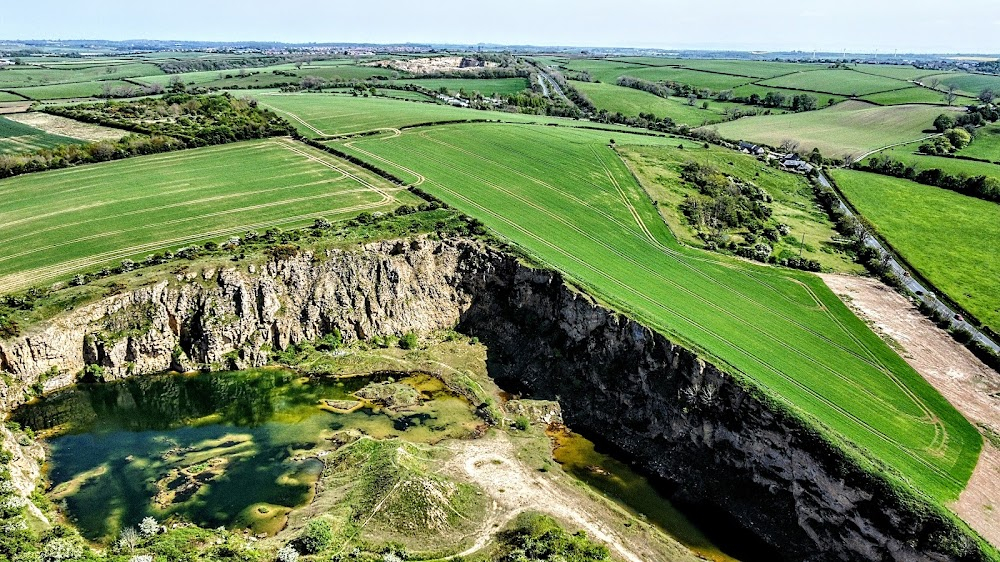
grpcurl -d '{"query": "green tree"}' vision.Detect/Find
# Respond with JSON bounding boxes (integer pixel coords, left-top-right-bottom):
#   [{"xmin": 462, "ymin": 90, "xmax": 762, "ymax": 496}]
[
  {"xmin": 933, "ymin": 114, "xmax": 955, "ymax": 132},
  {"xmin": 944, "ymin": 128, "xmax": 972, "ymax": 149}
]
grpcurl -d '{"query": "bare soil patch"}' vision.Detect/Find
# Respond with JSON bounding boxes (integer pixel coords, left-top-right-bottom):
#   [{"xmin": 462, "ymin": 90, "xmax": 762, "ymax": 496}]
[
  {"xmin": 821, "ymin": 273, "xmax": 1000, "ymax": 546},
  {"xmin": 441, "ymin": 432, "xmax": 701, "ymax": 562},
  {"xmin": 0, "ymin": 102, "xmax": 32, "ymax": 114},
  {"xmin": 3, "ymin": 112, "xmax": 127, "ymax": 142}
]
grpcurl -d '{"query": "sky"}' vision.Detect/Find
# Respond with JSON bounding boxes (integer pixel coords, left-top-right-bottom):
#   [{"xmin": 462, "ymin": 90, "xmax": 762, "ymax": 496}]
[{"xmin": 2, "ymin": 0, "xmax": 998, "ymax": 54}]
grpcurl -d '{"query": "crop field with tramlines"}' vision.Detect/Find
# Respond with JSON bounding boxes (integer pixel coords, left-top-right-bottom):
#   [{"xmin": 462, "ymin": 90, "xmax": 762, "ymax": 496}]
[
  {"xmin": 0, "ymin": 138, "xmax": 418, "ymax": 292},
  {"xmin": 335, "ymin": 120, "xmax": 980, "ymax": 502}
]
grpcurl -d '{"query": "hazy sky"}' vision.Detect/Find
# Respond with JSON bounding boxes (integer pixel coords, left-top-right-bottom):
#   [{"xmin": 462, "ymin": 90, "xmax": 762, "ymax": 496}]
[{"xmin": 2, "ymin": 0, "xmax": 998, "ymax": 54}]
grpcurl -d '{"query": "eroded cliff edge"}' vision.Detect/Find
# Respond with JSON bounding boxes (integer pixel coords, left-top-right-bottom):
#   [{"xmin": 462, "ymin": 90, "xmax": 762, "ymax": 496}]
[{"xmin": 0, "ymin": 237, "xmax": 990, "ymax": 561}]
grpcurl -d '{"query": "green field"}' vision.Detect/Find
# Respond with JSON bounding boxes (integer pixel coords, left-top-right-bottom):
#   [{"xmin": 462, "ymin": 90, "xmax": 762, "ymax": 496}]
[
  {"xmin": 0, "ymin": 138, "xmax": 418, "ymax": 292},
  {"xmin": 868, "ymin": 144, "xmax": 1000, "ymax": 176},
  {"xmin": 618, "ymin": 143, "xmax": 863, "ymax": 273},
  {"xmin": 0, "ymin": 63, "xmax": 162, "ymax": 89},
  {"xmin": 0, "ymin": 115, "xmax": 81, "ymax": 154},
  {"xmin": 242, "ymin": 92, "xmax": 631, "ymax": 138},
  {"xmin": 758, "ymin": 69, "xmax": 909, "ymax": 96},
  {"xmin": 921, "ymin": 73, "xmax": 1000, "ymax": 96},
  {"xmin": 572, "ymin": 81, "xmax": 740, "ymax": 125},
  {"xmin": 831, "ymin": 169, "xmax": 1000, "ymax": 333},
  {"xmin": 709, "ymin": 101, "xmax": 951, "ymax": 159},
  {"xmin": 0, "ymin": 92, "xmax": 27, "ymax": 102},
  {"xmin": 861, "ymin": 87, "xmax": 951, "ymax": 105},
  {"xmin": 728, "ymin": 84, "xmax": 844, "ymax": 107},
  {"xmin": 11, "ymin": 80, "xmax": 137, "ymax": 100},
  {"xmin": 400, "ymin": 78, "xmax": 529, "ymax": 96},
  {"xmin": 959, "ymin": 123, "xmax": 1000, "ymax": 162},
  {"xmin": 341, "ymin": 121, "xmax": 979, "ymax": 503},
  {"xmin": 563, "ymin": 60, "xmax": 751, "ymax": 90},
  {"xmin": 668, "ymin": 59, "xmax": 827, "ymax": 78},
  {"xmin": 852, "ymin": 65, "xmax": 938, "ymax": 81}
]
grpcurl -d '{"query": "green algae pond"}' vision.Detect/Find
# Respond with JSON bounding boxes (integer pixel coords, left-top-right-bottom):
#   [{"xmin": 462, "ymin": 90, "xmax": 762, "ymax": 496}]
[
  {"xmin": 14, "ymin": 368, "xmax": 481, "ymax": 542},
  {"xmin": 15, "ymin": 367, "xmax": 759, "ymax": 561}
]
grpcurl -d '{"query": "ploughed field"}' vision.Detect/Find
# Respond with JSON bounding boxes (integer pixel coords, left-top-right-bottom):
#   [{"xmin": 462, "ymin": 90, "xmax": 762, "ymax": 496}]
[
  {"xmin": 335, "ymin": 119, "xmax": 979, "ymax": 503},
  {"xmin": 0, "ymin": 138, "xmax": 418, "ymax": 292}
]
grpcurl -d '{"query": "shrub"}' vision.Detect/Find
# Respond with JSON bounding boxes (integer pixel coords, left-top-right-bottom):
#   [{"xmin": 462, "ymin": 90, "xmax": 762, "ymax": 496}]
[
  {"xmin": 514, "ymin": 416, "xmax": 530, "ymax": 431},
  {"xmin": 138, "ymin": 516, "xmax": 159, "ymax": 538},
  {"xmin": 399, "ymin": 331, "xmax": 419, "ymax": 350},
  {"xmin": 276, "ymin": 545, "xmax": 299, "ymax": 562},
  {"xmin": 297, "ymin": 519, "xmax": 332, "ymax": 554}
]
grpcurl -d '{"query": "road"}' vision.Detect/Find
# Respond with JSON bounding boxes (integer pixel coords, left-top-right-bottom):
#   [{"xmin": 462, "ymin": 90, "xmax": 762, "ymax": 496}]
[{"xmin": 817, "ymin": 171, "xmax": 999, "ymax": 353}]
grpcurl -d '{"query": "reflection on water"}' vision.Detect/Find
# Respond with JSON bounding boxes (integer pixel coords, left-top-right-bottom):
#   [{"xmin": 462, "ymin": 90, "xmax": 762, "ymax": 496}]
[
  {"xmin": 551, "ymin": 427, "xmax": 778, "ymax": 562},
  {"xmin": 14, "ymin": 368, "xmax": 480, "ymax": 542}
]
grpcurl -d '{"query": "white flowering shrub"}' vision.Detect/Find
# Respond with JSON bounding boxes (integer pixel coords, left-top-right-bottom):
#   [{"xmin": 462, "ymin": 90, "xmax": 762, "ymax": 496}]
[{"xmin": 276, "ymin": 545, "xmax": 299, "ymax": 562}]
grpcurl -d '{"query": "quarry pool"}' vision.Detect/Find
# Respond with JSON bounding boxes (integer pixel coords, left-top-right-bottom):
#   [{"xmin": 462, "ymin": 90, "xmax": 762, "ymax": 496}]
[{"xmin": 14, "ymin": 368, "xmax": 481, "ymax": 542}]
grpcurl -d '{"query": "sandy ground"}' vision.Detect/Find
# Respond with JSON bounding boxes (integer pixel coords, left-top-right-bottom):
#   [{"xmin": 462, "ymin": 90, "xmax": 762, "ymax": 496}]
[
  {"xmin": 368, "ymin": 56, "xmax": 497, "ymax": 74},
  {"xmin": 821, "ymin": 274, "xmax": 1000, "ymax": 546},
  {"xmin": 440, "ymin": 433, "xmax": 700, "ymax": 562},
  {"xmin": 3, "ymin": 111, "xmax": 127, "ymax": 142}
]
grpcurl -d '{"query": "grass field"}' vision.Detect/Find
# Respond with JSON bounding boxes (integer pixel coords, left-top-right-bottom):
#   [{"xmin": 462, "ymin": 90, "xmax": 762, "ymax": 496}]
[
  {"xmin": 617, "ymin": 143, "xmax": 863, "ymax": 273},
  {"xmin": 921, "ymin": 73, "xmax": 1000, "ymax": 97},
  {"xmin": 342, "ymin": 121, "xmax": 980, "ymax": 503},
  {"xmin": 0, "ymin": 115, "xmax": 81, "ymax": 154},
  {"xmin": 867, "ymin": 144, "xmax": 1000, "ymax": 176},
  {"xmin": 861, "ymin": 87, "xmax": 950, "ymax": 105},
  {"xmin": 563, "ymin": 60, "xmax": 751, "ymax": 90},
  {"xmin": 959, "ymin": 124, "xmax": 1000, "ymax": 162},
  {"xmin": 709, "ymin": 101, "xmax": 951, "ymax": 159},
  {"xmin": 668, "ymin": 59, "xmax": 827, "ymax": 78},
  {"xmin": 758, "ymin": 69, "xmax": 909, "ymax": 96},
  {"xmin": 0, "ymin": 92, "xmax": 26, "ymax": 102},
  {"xmin": 399, "ymin": 78, "xmax": 529, "ymax": 96},
  {"xmin": 571, "ymin": 81, "xmax": 739, "ymax": 125},
  {"xmin": 851, "ymin": 65, "xmax": 939, "ymax": 81},
  {"xmin": 242, "ymin": 92, "xmax": 632, "ymax": 138},
  {"xmin": 0, "ymin": 63, "xmax": 163, "ymax": 89},
  {"xmin": 11, "ymin": 80, "xmax": 137, "ymax": 101},
  {"xmin": 728, "ymin": 84, "xmax": 844, "ymax": 107},
  {"xmin": 0, "ymin": 138, "xmax": 418, "ymax": 292},
  {"xmin": 831, "ymin": 169, "xmax": 1000, "ymax": 333}
]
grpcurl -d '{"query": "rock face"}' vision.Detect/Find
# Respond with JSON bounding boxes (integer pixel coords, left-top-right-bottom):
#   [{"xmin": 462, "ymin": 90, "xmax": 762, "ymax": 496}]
[{"xmin": 0, "ymin": 237, "xmax": 989, "ymax": 561}]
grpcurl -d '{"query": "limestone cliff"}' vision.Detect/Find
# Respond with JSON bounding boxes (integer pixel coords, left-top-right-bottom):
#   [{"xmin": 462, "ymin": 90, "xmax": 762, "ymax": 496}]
[{"xmin": 0, "ymin": 237, "xmax": 990, "ymax": 561}]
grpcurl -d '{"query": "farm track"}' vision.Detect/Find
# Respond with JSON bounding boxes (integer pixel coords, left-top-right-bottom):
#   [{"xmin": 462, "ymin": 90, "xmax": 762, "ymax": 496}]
[{"xmin": 354, "ymin": 125, "xmax": 965, "ymax": 487}]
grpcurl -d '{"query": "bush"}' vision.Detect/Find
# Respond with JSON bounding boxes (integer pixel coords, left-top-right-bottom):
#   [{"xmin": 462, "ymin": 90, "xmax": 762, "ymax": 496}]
[
  {"xmin": 514, "ymin": 416, "xmax": 530, "ymax": 431},
  {"xmin": 138, "ymin": 516, "xmax": 159, "ymax": 538},
  {"xmin": 297, "ymin": 519, "xmax": 332, "ymax": 554},
  {"xmin": 399, "ymin": 331, "xmax": 418, "ymax": 350},
  {"xmin": 276, "ymin": 545, "xmax": 299, "ymax": 562}
]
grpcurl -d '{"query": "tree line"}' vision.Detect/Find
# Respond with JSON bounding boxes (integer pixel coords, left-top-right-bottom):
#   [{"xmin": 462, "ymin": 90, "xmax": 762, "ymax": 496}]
[
  {"xmin": 860, "ymin": 155, "xmax": 1000, "ymax": 203},
  {"xmin": 0, "ymin": 94, "xmax": 293, "ymax": 180}
]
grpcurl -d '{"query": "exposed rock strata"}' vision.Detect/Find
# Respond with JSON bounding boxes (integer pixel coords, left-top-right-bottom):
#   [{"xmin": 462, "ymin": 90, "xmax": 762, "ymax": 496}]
[{"xmin": 0, "ymin": 238, "xmax": 989, "ymax": 561}]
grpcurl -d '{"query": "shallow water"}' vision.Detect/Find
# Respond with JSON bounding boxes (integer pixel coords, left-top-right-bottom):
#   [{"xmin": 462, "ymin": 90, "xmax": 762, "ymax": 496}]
[
  {"xmin": 550, "ymin": 428, "xmax": 778, "ymax": 562},
  {"xmin": 14, "ymin": 368, "xmax": 480, "ymax": 542}
]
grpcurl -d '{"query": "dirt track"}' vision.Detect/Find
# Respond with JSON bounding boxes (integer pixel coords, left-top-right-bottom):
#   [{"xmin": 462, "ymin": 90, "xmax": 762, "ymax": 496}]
[
  {"xmin": 821, "ymin": 274, "xmax": 1000, "ymax": 546},
  {"xmin": 441, "ymin": 433, "xmax": 699, "ymax": 562}
]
